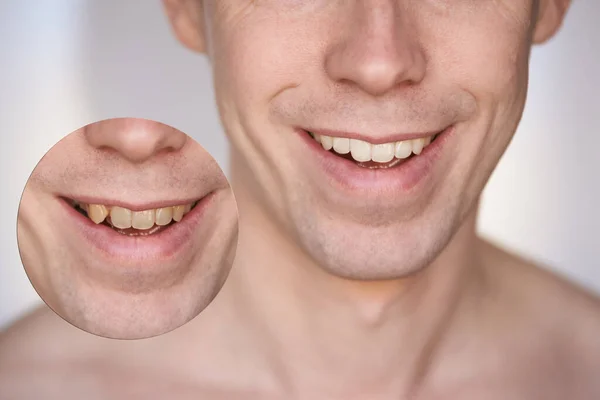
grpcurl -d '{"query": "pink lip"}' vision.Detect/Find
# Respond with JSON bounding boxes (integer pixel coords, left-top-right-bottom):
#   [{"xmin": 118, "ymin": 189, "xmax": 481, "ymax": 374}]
[
  {"xmin": 298, "ymin": 125, "xmax": 456, "ymax": 194},
  {"xmin": 59, "ymin": 192, "xmax": 215, "ymax": 265},
  {"xmin": 304, "ymin": 128, "xmax": 441, "ymax": 145}
]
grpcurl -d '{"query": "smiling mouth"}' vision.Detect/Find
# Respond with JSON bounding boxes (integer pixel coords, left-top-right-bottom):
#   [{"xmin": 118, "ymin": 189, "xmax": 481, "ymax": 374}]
[
  {"xmin": 67, "ymin": 199, "xmax": 200, "ymax": 237},
  {"xmin": 306, "ymin": 130, "xmax": 442, "ymax": 169}
]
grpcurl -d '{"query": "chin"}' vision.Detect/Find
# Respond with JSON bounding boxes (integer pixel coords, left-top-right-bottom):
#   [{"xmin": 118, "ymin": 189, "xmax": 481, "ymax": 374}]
[{"xmin": 291, "ymin": 211, "xmax": 457, "ymax": 281}]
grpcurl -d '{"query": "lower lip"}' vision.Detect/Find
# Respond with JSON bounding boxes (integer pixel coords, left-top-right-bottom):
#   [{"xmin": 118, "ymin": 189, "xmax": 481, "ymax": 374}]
[
  {"xmin": 60, "ymin": 193, "xmax": 215, "ymax": 264},
  {"xmin": 299, "ymin": 126, "xmax": 456, "ymax": 194}
]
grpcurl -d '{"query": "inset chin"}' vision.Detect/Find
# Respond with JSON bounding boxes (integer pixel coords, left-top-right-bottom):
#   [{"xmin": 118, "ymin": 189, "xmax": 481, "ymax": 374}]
[{"xmin": 60, "ymin": 286, "xmax": 211, "ymax": 340}]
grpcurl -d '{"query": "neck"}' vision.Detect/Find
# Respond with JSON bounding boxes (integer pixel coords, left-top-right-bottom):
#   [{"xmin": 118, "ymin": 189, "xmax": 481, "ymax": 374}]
[{"xmin": 219, "ymin": 163, "xmax": 486, "ymax": 398}]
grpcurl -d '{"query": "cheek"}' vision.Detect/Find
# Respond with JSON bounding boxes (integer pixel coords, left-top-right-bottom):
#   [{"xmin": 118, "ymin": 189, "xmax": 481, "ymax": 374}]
[
  {"xmin": 209, "ymin": 1, "xmax": 333, "ymax": 114},
  {"xmin": 437, "ymin": 19, "xmax": 530, "ymax": 100},
  {"xmin": 209, "ymin": 13, "xmax": 318, "ymax": 167},
  {"xmin": 423, "ymin": 2, "xmax": 533, "ymax": 96},
  {"xmin": 427, "ymin": 10, "xmax": 532, "ymax": 174},
  {"xmin": 207, "ymin": 17, "xmax": 305, "ymax": 209},
  {"xmin": 420, "ymin": 9, "xmax": 533, "ymax": 197},
  {"xmin": 212, "ymin": 26, "xmax": 304, "ymax": 112}
]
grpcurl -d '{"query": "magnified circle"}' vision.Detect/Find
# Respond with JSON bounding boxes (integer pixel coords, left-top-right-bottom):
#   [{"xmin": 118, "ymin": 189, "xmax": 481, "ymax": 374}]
[{"xmin": 16, "ymin": 118, "xmax": 239, "ymax": 339}]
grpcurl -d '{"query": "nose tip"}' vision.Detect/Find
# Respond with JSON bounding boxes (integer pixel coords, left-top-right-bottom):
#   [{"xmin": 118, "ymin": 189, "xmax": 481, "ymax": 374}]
[
  {"xmin": 84, "ymin": 118, "xmax": 188, "ymax": 163},
  {"xmin": 326, "ymin": 39, "xmax": 426, "ymax": 97},
  {"xmin": 324, "ymin": 3, "xmax": 426, "ymax": 97},
  {"xmin": 352, "ymin": 53, "xmax": 424, "ymax": 97}
]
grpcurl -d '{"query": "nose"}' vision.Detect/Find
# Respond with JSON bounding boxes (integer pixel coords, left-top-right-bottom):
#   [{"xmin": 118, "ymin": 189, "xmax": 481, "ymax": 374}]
[
  {"xmin": 84, "ymin": 118, "xmax": 188, "ymax": 163},
  {"xmin": 324, "ymin": 0, "xmax": 426, "ymax": 97}
]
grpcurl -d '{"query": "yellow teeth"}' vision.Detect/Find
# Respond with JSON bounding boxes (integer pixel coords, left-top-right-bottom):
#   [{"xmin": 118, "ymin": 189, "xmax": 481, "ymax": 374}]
[
  {"xmin": 155, "ymin": 207, "xmax": 173, "ymax": 226},
  {"xmin": 172, "ymin": 205, "xmax": 185, "ymax": 222},
  {"xmin": 312, "ymin": 133, "xmax": 436, "ymax": 163},
  {"xmin": 77, "ymin": 202, "xmax": 196, "ymax": 230},
  {"xmin": 110, "ymin": 207, "xmax": 132, "ymax": 229},
  {"xmin": 131, "ymin": 209, "xmax": 155, "ymax": 230},
  {"xmin": 88, "ymin": 204, "xmax": 109, "ymax": 224}
]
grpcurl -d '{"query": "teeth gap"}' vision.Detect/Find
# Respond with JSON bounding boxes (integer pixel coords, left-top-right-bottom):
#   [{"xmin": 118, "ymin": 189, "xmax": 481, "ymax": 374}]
[{"xmin": 74, "ymin": 203, "xmax": 88, "ymax": 217}]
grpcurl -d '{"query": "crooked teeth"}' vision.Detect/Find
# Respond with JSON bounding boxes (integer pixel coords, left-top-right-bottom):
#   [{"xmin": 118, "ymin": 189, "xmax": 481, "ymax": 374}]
[
  {"xmin": 312, "ymin": 133, "xmax": 435, "ymax": 164},
  {"xmin": 88, "ymin": 204, "xmax": 109, "ymax": 224},
  {"xmin": 77, "ymin": 202, "xmax": 196, "ymax": 231}
]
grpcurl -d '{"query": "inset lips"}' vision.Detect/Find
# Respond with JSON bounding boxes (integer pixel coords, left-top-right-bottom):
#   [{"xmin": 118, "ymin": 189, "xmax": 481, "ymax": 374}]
[{"xmin": 59, "ymin": 192, "xmax": 217, "ymax": 263}]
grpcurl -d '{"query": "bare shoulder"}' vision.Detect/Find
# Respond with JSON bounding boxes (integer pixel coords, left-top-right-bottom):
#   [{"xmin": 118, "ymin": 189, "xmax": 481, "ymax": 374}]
[
  {"xmin": 482, "ymin": 240, "xmax": 600, "ymax": 396},
  {"xmin": 527, "ymin": 264, "xmax": 600, "ymax": 398},
  {"xmin": 0, "ymin": 306, "xmax": 115, "ymax": 398},
  {"xmin": 0, "ymin": 306, "xmax": 98, "ymax": 362},
  {"xmin": 0, "ymin": 307, "xmax": 263, "ymax": 399},
  {"xmin": 0, "ymin": 307, "xmax": 194, "ymax": 398}
]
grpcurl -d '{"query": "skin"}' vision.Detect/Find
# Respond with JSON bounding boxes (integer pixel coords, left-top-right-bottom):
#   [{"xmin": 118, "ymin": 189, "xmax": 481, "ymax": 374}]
[
  {"xmin": 15, "ymin": 118, "xmax": 238, "ymax": 339},
  {"xmin": 1, "ymin": 1, "xmax": 600, "ymax": 399}
]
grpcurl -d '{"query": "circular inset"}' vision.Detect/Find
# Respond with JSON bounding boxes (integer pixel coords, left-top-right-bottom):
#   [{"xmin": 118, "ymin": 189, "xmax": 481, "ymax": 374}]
[{"xmin": 17, "ymin": 118, "xmax": 239, "ymax": 339}]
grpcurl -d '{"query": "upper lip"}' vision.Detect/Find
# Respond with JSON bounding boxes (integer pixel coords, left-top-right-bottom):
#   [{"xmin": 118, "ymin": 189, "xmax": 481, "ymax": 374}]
[
  {"xmin": 61, "ymin": 194, "xmax": 209, "ymax": 211},
  {"xmin": 302, "ymin": 128, "xmax": 446, "ymax": 144}
]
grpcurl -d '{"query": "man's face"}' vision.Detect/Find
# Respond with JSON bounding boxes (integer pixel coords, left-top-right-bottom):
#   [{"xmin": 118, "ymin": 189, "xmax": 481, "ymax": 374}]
[
  {"xmin": 168, "ymin": 0, "xmax": 568, "ymax": 279},
  {"xmin": 17, "ymin": 118, "xmax": 238, "ymax": 339}
]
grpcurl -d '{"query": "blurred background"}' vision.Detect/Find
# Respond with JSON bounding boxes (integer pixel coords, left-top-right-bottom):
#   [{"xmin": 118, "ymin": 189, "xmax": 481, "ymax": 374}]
[{"xmin": 0, "ymin": 0, "xmax": 598, "ymax": 329}]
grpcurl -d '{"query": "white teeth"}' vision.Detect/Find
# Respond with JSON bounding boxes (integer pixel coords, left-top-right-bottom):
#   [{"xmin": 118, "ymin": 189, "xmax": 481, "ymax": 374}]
[
  {"xmin": 411, "ymin": 138, "xmax": 425, "ymax": 155},
  {"xmin": 317, "ymin": 132, "xmax": 435, "ymax": 164},
  {"xmin": 350, "ymin": 139, "xmax": 372, "ymax": 162},
  {"xmin": 155, "ymin": 207, "xmax": 173, "ymax": 226},
  {"xmin": 371, "ymin": 143, "xmax": 395, "ymax": 163},
  {"xmin": 320, "ymin": 135, "xmax": 333, "ymax": 151},
  {"xmin": 332, "ymin": 137, "xmax": 350, "ymax": 154},
  {"xmin": 395, "ymin": 141, "xmax": 413, "ymax": 159},
  {"xmin": 132, "ymin": 209, "xmax": 155, "ymax": 230},
  {"xmin": 110, "ymin": 207, "xmax": 132, "ymax": 229},
  {"xmin": 88, "ymin": 204, "xmax": 108, "ymax": 224}
]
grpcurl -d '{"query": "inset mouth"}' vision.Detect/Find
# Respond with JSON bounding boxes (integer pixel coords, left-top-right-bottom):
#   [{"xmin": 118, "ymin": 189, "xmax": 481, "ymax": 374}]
[
  {"xmin": 307, "ymin": 130, "xmax": 441, "ymax": 169},
  {"xmin": 67, "ymin": 199, "xmax": 199, "ymax": 237}
]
